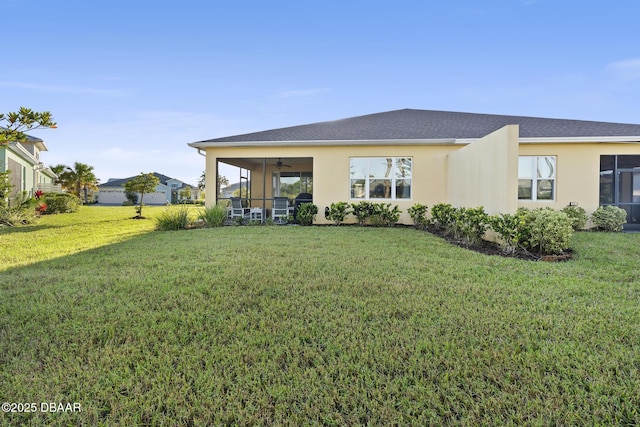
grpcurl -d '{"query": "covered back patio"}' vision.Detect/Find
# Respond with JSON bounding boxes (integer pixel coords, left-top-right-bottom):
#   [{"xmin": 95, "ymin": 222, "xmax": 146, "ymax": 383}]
[{"xmin": 215, "ymin": 156, "xmax": 313, "ymax": 222}]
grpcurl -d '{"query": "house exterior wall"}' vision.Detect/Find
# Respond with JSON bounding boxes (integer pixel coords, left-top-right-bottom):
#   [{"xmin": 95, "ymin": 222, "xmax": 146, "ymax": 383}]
[
  {"xmin": 205, "ymin": 144, "xmax": 458, "ymax": 224},
  {"xmin": 447, "ymin": 125, "xmax": 519, "ymax": 215},
  {"xmin": 97, "ymin": 184, "xmax": 169, "ymax": 205},
  {"xmin": 202, "ymin": 137, "xmax": 640, "ymax": 225},
  {"xmin": 518, "ymin": 142, "xmax": 640, "ymax": 214},
  {"xmin": 1, "ymin": 146, "xmax": 36, "ymax": 196}
]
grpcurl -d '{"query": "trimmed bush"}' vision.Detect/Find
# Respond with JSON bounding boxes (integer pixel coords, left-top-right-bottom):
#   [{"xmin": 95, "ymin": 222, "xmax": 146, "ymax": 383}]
[
  {"xmin": 430, "ymin": 203, "xmax": 456, "ymax": 233},
  {"xmin": 561, "ymin": 205, "xmax": 588, "ymax": 230},
  {"xmin": 42, "ymin": 193, "xmax": 81, "ymax": 214},
  {"xmin": 526, "ymin": 208, "xmax": 573, "ymax": 255},
  {"xmin": 487, "ymin": 212, "xmax": 522, "ymax": 254},
  {"xmin": 296, "ymin": 203, "xmax": 318, "ymax": 226},
  {"xmin": 452, "ymin": 206, "xmax": 489, "ymax": 245},
  {"xmin": 591, "ymin": 205, "xmax": 627, "ymax": 232},
  {"xmin": 369, "ymin": 203, "xmax": 401, "ymax": 227},
  {"xmin": 408, "ymin": 203, "xmax": 429, "ymax": 229},
  {"xmin": 327, "ymin": 202, "xmax": 351, "ymax": 225},
  {"xmin": 350, "ymin": 201, "xmax": 376, "ymax": 226}
]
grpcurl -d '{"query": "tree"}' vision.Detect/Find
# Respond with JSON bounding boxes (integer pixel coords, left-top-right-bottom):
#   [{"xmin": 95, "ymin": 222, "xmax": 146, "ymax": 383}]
[
  {"xmin": 179, "ymin": 186, "xmax": 192, "ymax": 201},
  {"xmin": 0, "ymin": 107, "xmax": 56, "ymax": 145},
  {"xmin": 198, "ymin": 171, "xmax": 206, "ymax": 191},
  {"xmin": 59, "ymin": 162, "xmax": 99, "ymax": 203},
  {"xmin": 198, "ymin": 171, "xmax": 228, "ymax": 197},
  {"xmin": 124, "ymin": 172, "xmax": 160, "ymax": 218},
  {"xmin": 50, "ymin": 164, "xmax": 69, "ymax": 187}
]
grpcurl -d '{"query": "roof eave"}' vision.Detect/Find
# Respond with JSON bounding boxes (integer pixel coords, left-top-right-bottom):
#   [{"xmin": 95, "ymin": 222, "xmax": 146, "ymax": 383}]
[
  {"xmin": 519, "ymin": 136, "xmax": 640, "ymax": 144},
  {"xmin": 189, "ymin": 135, "xmax": 640, "ymax": 149},
  {"xmin": 188, "ymin": 138, "xmax": 458, "ymax": 148}
]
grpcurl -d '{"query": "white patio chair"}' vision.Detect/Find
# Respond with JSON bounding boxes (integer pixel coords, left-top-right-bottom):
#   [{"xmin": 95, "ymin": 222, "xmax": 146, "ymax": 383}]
[
  {"xmin": 272, "ymin": 197, "xmax": 290, "ymax": 224},
  {"xmin": 229, "ymin": 197, "xmax": 250, "ymax": 222}
]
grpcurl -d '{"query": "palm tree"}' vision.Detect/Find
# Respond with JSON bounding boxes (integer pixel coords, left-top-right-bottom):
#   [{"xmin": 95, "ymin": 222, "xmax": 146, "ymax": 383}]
[
  {"xmin": 50, "ymin": 164, "xmax": 72, "ymax": 190},
  {"xmin": 65, "ymin": 162, "xmax": 99, "ymax": 204}
]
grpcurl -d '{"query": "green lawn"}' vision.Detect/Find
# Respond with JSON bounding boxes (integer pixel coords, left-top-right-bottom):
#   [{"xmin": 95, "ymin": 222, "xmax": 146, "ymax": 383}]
[{"xmin": 1, "ymin": 206, "xmax": 639, "ymax": 425}]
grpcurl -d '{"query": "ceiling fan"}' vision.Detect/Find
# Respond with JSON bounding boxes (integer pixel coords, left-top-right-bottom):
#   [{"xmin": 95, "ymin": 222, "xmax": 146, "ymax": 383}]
[{"xmin": 275, "ymin": 158, "xmax": 292, "ymax": 169}]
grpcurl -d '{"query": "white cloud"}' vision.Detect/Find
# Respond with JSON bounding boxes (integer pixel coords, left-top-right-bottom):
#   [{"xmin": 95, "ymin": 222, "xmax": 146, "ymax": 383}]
[{"xmin": 606, "ymin": 59, "xmax": 640, "ymax": 82}]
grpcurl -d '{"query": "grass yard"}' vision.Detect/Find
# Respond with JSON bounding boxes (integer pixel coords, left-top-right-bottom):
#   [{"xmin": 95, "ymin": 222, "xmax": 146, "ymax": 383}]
[{"xmin": 1, "ymin": 206, "xmax": 639, "ymax": 425}]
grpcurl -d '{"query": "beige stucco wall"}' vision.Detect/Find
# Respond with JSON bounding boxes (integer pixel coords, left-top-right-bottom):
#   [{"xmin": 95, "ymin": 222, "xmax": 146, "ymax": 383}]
[
  {"xmin": 446, "ymin": 125, "xmax": 519, "ymax": 215},
  {"xmin": 518, "ymin": 142, "xmax": 640, "ymax": 215},
  {"xmin": 201, "ymin": 138, "xmax": 640, "ymax": 225},
  {"xmin": 204, "ymin": 144, "xmax": 459, "ymax": 224}
]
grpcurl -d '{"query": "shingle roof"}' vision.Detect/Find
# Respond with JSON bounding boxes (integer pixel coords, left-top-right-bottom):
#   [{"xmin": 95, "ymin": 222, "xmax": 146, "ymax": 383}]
[
  {"xmin": 191, "ymin": 109, "xmax": 640, "ymax": 144},
  {"xmin": 98, "ymin": 172, "xmax": 194, "ymax": 189}
]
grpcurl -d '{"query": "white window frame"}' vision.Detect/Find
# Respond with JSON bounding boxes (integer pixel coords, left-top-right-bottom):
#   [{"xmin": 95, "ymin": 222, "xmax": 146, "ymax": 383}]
[
  {"xmin": 349, "ymin": 157, "xmax": 412, "ymax": 201},
  {"xmin": 518, "ymin": 156, "xmax": 556, "ymax": 201}
]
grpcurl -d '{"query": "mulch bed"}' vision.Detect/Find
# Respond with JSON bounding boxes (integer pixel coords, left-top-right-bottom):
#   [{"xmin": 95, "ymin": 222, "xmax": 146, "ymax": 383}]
[{"xmin": 424, "ymin": 227, "xmax": 573, "ymax": 262}]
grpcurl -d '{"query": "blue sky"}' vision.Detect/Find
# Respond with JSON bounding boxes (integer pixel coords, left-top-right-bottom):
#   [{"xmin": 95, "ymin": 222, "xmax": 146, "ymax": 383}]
[{"xmin": 3, "ymin": 0, "xmax": 640, "ymax": 186}]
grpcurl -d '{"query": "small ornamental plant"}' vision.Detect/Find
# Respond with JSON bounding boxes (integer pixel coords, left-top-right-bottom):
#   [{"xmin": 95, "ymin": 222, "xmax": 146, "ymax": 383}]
[
  {"xmin": 36, "ymin": 203, "xmax": 47, "ymax": 214},
  {"xmin": 327, "ymin": 202, "xmax": 351, "ymax": 225},
  {"xmin": 561, "ymin": 205, "xmax": 588, "ymax": 230},
  {"xmin": 296, "ymin": 203, "xmax": 318, "ymax": 226},
  {"xmin": 408, "ymin": 203, "xmax": 429, "ymax": 229},
  {"xmin": 591, "ymin": 205, "xmax": 627, "ymax": 232}
]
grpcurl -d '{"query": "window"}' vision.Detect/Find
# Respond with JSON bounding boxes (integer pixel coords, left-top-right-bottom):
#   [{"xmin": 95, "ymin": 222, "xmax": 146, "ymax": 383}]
[
  {"xmin": 273, "ymin": 171, "xmax": 313, "ymax": 199},
  {"xmin": 518, "ymin": 156, "xmax": 556, "ymax": 201},
  {"xmin": 350, "ymin": 157, "xmax": 412, "ymax": 200}
]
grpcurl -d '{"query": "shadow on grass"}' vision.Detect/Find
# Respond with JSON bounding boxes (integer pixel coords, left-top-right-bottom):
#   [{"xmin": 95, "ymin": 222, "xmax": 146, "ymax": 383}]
[{"xmin": 0, "ymin": 223, "xmax": 61, "ymax": 235}]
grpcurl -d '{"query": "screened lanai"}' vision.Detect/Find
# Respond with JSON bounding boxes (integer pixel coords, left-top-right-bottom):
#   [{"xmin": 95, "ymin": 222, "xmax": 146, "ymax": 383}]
[{"xmin": 215, "ymin": 156, "xmax": 313, "ymax": 220}]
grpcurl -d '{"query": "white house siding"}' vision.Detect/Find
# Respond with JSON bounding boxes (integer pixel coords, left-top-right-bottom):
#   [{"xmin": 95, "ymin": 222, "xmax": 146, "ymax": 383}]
[{"xmin": 97, "ymin": 188, "xmax": 169, "ymax": 205}]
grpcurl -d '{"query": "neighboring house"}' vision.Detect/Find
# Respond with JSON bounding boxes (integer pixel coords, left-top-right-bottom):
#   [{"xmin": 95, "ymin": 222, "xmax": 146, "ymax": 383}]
[
  {"xmin": 188, "ymin": 109, "xmax": 640, "ymax": 228},
  {"xmin": 0, "ymin": 133, "xmax": 59, "ymax": 197},
  {"xmin": 220, "ymin": 181, "xmax": 251, "ymax": 199},
  {"xmin": 97, "ymin": 173, "xmax": 200, "ymax": 205}
]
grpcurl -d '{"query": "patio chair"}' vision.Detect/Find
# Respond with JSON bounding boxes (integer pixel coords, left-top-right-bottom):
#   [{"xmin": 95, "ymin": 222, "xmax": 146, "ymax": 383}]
[
  {"xmin": 272, "ymin": 197, "xmax": 290, "ymax": 223},
  {"xmin": 229, "ymin": 197, "xmax": 250, "ymax": 221}
]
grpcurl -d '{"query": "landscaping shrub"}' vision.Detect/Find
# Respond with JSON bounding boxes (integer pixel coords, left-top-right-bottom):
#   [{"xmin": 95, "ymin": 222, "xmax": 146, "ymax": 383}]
[
  {"xmin": 198, "ymin": 204, "xmax": 227, "ymax": 227},
  {"xmin": 156, "ymin": 206, "xmax": 192, "ymax": 230},
  {"xmin": 526, "ymin": 208, "xmax": 573, "ymax": 254},
  {"xmin": 561, "ymin": 205, "xmax": 588, "ymax": 230},
  {"xmin": 430, "ymin": 203, "xmax": 456, "ymax": 233},
  {"xmin": 296, "ymin": 203, "xmax": 318, "ymax": 226},
  {"xmin": 591, "ymin": 205, "xmax": 627, "ymax": 232},
  {"xmin": 42, "ymin": 193, "xmax": 81, "ymax": 214},
  {"xmin": 408, "ymin": 203, "xmax": 429, "ymax": 229},
  {"xmin": 452, "ymin": 206, "xmax": 489, "ymax": 245},
  {"xmin": 487, "ymin": 212, "xmax": 523, "ymax": 254},
  {"xmin": 327, "ymin": 201, "xmax": 351, "ymax": 225},
  {"xmin": 350, "ymin": 201, "xmax": 376, "ymax": 226},
  {"xmin": 0, "ymin": 206, "xmax": 36, "ymax": 226},
  {"xmin": 369, "ymin": 203, "xmax": 401, "ymax": 227},
  {"xmin": 0, "ymin": 192, "xmax": 37, "ymax": 226}
]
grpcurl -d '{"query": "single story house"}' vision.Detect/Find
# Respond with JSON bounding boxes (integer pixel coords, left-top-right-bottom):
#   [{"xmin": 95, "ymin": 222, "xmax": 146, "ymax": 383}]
[
  {"xmin": 188, "ymin": 109, "xmax": 640, "ymax": 228},
  {"xmin": 97, "ymin": 172, "xmax": 200, "ymax": 205},
  {"xmin": 0, "ymin": 133, "xmax": 58, "ymax": 197}
]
